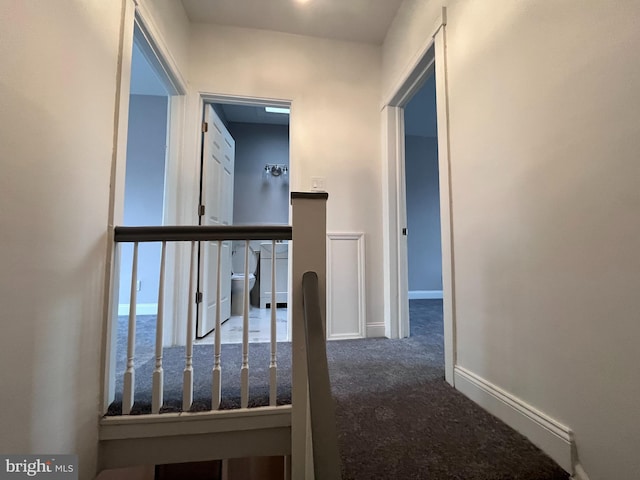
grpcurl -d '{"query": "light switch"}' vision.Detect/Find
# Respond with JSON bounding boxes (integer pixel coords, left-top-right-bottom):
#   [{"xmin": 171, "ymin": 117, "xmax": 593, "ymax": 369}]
[{"xmin": 311, "ymin": 176, "xmax": 326, "ymax": 191}]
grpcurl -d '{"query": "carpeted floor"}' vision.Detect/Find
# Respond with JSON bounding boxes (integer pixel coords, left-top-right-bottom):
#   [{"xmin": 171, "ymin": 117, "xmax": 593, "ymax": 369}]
[
  {"xmin": 109, "ymin": 300, "xmax": 569, "ymax": 480},
  {"xmin": 331, "ymin": 299, "xmax": 569, "ymax": 480}
]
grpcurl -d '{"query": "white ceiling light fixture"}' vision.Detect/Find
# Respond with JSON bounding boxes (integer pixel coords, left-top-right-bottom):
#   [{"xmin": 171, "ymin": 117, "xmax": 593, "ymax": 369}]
[{"xmin": 265, "ymin": 106, "xmax": 290, "ymax": 115}]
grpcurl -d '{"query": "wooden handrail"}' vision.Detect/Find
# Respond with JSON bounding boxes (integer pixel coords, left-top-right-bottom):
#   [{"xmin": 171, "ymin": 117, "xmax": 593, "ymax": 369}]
[
  {"xmin": 114, "ymin": 225, "xmax": 292, "ymax": 243},
  {"xmin": 302, "ymin": 271, "xmax": 342, "ymax": 480}
]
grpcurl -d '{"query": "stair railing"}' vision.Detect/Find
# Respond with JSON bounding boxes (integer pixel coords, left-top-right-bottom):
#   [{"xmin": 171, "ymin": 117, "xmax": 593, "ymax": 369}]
[
  {"xmin": 108, "ymin": 225, "xmax": 292, "ymax": 414},
  {"xmin": 302, "ymin": 271, "xmax": 342, "ymax": 480},
  {"xmin": 100, "ymin": 192, "xmax": 329, "ymax": 476}
]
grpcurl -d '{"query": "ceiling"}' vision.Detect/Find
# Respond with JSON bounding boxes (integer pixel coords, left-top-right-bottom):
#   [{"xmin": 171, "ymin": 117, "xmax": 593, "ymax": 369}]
[{"xmin": 180, "ymin": 0, "xmax": 404, "ymax": 45}]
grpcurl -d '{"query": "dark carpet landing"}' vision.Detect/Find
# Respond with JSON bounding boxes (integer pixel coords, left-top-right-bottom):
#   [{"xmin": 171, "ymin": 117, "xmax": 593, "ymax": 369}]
[{"xmin": 109, "ymin": 300, "xmax": 569, "ymax": 480}]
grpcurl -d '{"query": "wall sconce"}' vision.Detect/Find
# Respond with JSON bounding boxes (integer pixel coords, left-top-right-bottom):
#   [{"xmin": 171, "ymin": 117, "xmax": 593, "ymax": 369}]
[{"xmin": 264, "ymin": 164, "xmax": 288, "ymax": 177}]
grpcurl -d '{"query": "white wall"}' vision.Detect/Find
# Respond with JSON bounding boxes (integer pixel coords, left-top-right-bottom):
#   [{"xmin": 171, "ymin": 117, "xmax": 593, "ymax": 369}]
[
  {"xmin": 384, "ymin": 1, "xmax": 640, "ymax": 478},
  {"xmin": 186, "ymin": 25, "xmax": 384, "ymax": 331},
  {"xmin": 0, "ymin": 1, "xmax": 122, "ymax": 478}
]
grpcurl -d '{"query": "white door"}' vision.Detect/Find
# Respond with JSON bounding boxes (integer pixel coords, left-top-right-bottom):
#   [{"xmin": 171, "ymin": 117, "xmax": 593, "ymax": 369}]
[{"xmin": 197, "ymin": 104, "xmax": 235, "ymax": 337}]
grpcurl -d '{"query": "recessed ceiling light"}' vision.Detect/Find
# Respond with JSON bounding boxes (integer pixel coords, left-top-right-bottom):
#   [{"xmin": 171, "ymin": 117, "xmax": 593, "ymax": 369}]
[{"xmin": 265, "ymin": 106, "xmax": 290, "ymax": 115}]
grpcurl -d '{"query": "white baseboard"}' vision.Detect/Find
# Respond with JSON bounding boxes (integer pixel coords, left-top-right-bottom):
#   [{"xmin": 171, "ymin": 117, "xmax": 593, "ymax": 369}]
[
  {"xmin": 408, "ymin": 290, "xmax": 443, "ymax": 300},
  {"xmin": 454, "ymin": 366, "xmax": 574, "ymax": 474},
  {"xmin": 327, "ymin": 333, "xmax": 365, "ymax": 341},
  {"xmin": 118, "ymin": 303, "xmax": 158, "ymax": 316},
  {"xmin": 366, "ymin": 322, "xmax": 386, "ymax": 338},
  {"xmin": 571, "ymin": 464, "xmax": 591, "ymax": 480}
]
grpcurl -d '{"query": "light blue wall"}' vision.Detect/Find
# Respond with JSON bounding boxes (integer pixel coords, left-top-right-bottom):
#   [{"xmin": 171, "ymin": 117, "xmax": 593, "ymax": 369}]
[
  {"xmin": 119, "ymin": 94, "xmax": 168, "ymax": 308},
  {"xmin": 405, "ymin": 136, "xmax": 442, "ymax": 291},
  {"xmin": 405, "ymin": 75, "xmax": 437, "ymax": 137},
  {"xmin": 405, "ymin": 76, "xmax": 442, "ymax": 292},
  {"xmin": 228, "ymin": 123, "xmax": 289, "ymax": 225}
]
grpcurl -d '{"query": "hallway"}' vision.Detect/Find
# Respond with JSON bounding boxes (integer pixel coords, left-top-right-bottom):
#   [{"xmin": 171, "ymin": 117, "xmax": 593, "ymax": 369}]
[
  {"xmin": 330, "ymin": 300, "xmax": 569, "ymax": 480},
  {"xmin": 110, "ymin": 301, "xmax": 569, "ymax": 479}
]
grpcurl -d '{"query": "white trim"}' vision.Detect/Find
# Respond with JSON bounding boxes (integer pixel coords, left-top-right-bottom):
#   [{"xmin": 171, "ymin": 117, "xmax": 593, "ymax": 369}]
[
  {"xmin": 366, "ymin": 322, "xmax": 386, "ymax": 338},
  {"xmin": 161, "ymin": 96, "xmax": 185, "ymax": 347},
  {"xmin": 382, "ymin": 6, "xmax": 447, "ymax": 108},
  {"xmin": 326, "ymin": 233, "xmax": 366, "ymax": 340},
  {"xmin": 381, "ymin": 106, "xmax": 403, "ymax": 340},
  {"xmin": 133, "ymin": 2, "xmax": 187, "ymax": 95},
  {"xmin": 433, "ymin": 25, "xmax": 457, "ymax": 386},
  {"xmin": 408, "ymin": 290, "xmax": 443, "ymax": 300},
  {"xmin": 454, "ymin": 366, "xmax": 574, "ymax": 474},
  {"xmin": 101, "ymin": 0, "xmax": 137, "ymax": 414},
  {"xmin": 100, "ymin": 405, "xmax": 291, "ymax": 439},
  {"xmin": 118, "ymin": 303, "xmax": 158, "ymax": 316},
  {"xmin": 200, "ymin": 93, "xmax": 291, "ymax": 109},
  {"xmin": 99, "ymin": 406, "xmax": 291, "ymax": 470}
]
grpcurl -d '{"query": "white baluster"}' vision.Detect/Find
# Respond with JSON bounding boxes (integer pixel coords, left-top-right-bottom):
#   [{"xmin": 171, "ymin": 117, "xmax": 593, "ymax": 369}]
[
  {"xmin": 212, "ymin": 240, "xmax": 222, "ymax": 410},
  {"xmin": 241, "ymin": 240, "xmax": 250, "ymax": 408},
  {"xmin": 152, "ymin": 241, "xmax": 166, "ymax": 414},
  {"xmin": 123, "ymin": 242, "xmax": 138, "ymax": 415},
  {"xmin": 183, "ymin": 241, "xmax": 196, "ymax": 411},
  {"xmin": 269, "ymin": 239, "xmax": 277, "ymax": 406}
]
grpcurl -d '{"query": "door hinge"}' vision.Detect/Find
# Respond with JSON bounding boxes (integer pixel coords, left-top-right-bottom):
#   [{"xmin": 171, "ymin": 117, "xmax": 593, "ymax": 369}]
[
  {"xmin": 198, "ymin": 204, "xmax": 205, "ymax": 216},
  {"xmin": 402, "ymin": 228, "xmax": 408, "ymax": 236},
  {"xmin": 196, "ymin": 291, "xmax": 203, "ymax": 304},
  {"xmin": 202, "ymin": 121, "xmax": 208, "ymax": 133}
]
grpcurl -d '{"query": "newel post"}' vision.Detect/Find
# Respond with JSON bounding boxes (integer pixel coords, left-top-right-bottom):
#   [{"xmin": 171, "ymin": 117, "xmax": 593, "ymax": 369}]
[{"xmin": 290, "ymin": 192, "xmax": 328, "ymax": 480}]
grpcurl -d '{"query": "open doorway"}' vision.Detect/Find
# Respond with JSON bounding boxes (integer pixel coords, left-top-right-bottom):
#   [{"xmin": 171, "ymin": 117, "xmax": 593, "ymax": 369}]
[
  {"xmin": 195, "ymin": 101, "xmax": 291, "ymax": 344},
  {"xmin": 382, "ymin": 10, "xmax": 455, "ymax": 385},
  {"xmin": 118, "ymin": 24, "xmax": 179, "ymax": 317},
  {"xmin": 403, "ymin": 75, "xmax": 443, "ymax": 339},
  {"xmin": 114, "ymin": 20, "xmax": 185, "ymax": 378},
  {"xmin": 105, "ymin": 7, "xmax": 188, "ymax": 409}
]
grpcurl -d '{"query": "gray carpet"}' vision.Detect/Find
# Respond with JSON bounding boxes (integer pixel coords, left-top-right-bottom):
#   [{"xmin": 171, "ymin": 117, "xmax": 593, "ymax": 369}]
[
  {"xmin": 109, "ymin": 301, "xmax": 569, "ymax": 480},
  {"xmin": 331, "ymin": 300, "xmax": 569, "ymax": 480}
]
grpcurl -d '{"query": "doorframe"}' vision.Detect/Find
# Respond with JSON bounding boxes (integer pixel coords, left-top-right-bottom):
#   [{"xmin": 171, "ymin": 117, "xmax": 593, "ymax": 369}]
[
  {"xmin": 178, "ymin": 92, "xmax": 294, "ymax": 344},
  {"xmin": 102, "ymin": 0, "xmax": 188, "ymax": 410},
  {"xmin": 381, "ymin": 7, "xmax": 456, "ymax": 385}
]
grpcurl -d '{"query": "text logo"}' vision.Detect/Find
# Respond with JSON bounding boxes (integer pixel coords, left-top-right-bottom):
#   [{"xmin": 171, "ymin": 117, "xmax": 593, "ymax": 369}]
[{"xmin": 0, "ymin": 455, "xmax": 77, "ymax": 479}]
